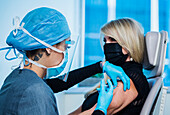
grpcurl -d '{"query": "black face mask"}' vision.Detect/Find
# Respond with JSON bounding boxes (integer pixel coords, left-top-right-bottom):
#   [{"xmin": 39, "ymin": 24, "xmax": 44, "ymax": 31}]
[{"xmin": 104, "ymin": 43, "xmax": 128, "ymax": 66}]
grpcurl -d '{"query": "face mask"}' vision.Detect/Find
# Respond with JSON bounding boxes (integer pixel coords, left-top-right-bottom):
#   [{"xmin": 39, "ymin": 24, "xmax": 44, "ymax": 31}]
[
  {"xmin": 104, "ymin": 43, "xmax": 128, "ymax": 66},
  {"xmin": 27, "ymin": 49, "xmax": 69, "ymax": 78},
  {"xmin": 46, "ymin": 50, "xmax": 68, "ymax": 79}
]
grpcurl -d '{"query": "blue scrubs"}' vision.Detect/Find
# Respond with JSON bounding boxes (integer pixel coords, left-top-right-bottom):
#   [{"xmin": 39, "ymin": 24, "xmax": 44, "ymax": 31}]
[{"xmin": 0, "ymin": 67, "xmax": 58, "ymax": 115}]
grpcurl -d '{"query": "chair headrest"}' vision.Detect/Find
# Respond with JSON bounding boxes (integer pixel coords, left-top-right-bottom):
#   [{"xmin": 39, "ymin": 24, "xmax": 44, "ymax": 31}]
[{"xmin": 143, "ymin": 31, "xmax": 167, "ymax": 78}]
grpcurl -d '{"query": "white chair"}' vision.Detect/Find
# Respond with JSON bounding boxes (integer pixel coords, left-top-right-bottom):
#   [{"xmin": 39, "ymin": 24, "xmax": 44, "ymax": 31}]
[{"xmin": 140, "ymin": 31, "xmax": 168, "ymax": 115}]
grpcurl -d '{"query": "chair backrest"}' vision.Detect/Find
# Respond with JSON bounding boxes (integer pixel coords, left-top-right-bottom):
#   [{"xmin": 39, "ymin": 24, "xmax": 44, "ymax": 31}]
[
  {"xmin": 143, "ymin": 31, "xmax": 168, "ymax": 78},
  {"xmin": 140, "ymin": 31, "xmax": 168, "ymax": 115}
]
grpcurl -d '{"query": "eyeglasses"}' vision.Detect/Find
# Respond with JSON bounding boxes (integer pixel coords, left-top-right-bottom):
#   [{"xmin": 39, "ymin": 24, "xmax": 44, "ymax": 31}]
[{"xmin": 65, "ymin": 40, "xmax": 75, "ymax": 49}]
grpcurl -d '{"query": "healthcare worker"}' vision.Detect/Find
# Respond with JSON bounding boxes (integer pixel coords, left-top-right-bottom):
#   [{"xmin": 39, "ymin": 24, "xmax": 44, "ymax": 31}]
[{"xmin": 0, "ymin": 7, "xmax": 130, "ymax": 115}]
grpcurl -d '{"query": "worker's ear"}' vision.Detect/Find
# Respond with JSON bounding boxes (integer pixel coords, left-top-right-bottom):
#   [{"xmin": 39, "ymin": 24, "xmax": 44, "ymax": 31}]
[{"xmin": 45, "ymin": 48, "xmax": 51, "ymax": 56}]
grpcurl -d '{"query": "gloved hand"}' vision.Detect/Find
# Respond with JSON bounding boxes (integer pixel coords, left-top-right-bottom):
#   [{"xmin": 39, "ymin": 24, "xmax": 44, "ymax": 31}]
[
  {"xmin": 103, "ymin": 61, "xmax": 130, "ymax": 91},
  {"xmin": 95, "ymin": 79, "xmax": 114, "ymax": 114}
]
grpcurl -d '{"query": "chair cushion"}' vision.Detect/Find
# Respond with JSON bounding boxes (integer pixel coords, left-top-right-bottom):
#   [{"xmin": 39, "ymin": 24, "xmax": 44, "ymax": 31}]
[
  {"xmin": 143, "ymin": 32, "xmax": 161, "ymax": 69},
  {"xmin": 143, "ymin": 31, "xmax": 167, "ymax": 78}
]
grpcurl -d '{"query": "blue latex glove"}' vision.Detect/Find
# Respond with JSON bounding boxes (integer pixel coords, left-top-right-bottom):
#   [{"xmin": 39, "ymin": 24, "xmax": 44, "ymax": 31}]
[
  {"xmin": 103, "ymin": 61, "xmax": 130, "ymax": 91},
  {"xmin": 95, "ymin": 79, "xmax": 114, "ymax": 114}
]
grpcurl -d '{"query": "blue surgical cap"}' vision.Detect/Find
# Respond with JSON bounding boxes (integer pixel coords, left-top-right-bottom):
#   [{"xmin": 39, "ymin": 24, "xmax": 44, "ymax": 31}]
[{"xmin": 6, "ymin": 7, "xmax": 71, "ymax": 51}]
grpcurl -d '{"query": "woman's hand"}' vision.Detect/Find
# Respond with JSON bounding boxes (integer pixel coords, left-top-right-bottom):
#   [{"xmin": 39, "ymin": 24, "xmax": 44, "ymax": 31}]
[{"xmin": 103, "ymin": 61, "xmax": 130, "ymax": 91}]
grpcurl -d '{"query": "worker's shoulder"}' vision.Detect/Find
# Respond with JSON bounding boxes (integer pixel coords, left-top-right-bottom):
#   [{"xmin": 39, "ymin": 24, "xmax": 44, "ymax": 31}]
[
  {"xmin": 23, "ymin": 81, "xmax": 53, "ymax": 97},
  {"xmin": 9, "ymin": 67, "xmax": 44, "ymax": 85},
  {"xmin": 16, "ymin": 69, "xmax": 52, "ymax": 95},
  {"xmin": 3, "ymin": 67, "xmax": 51, "ymax": 95}
]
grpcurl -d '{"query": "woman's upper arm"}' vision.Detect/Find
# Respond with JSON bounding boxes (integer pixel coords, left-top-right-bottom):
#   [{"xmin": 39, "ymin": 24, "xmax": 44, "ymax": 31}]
[{"xmin": 107, "ymin": 79, "xmax": 138, "ymax": 114}]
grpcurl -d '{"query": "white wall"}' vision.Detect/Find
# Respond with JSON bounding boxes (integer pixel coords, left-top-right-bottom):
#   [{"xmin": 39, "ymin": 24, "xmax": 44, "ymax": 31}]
[{"xmin": 0, "ymin": 0, "xmax": 81, "ymax": 87}]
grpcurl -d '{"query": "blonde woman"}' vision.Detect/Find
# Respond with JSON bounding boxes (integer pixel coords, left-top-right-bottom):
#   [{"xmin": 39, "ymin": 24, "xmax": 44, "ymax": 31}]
[{"xmin": 71, "ymin": 18, "xmax": 150, "ymax": 115}]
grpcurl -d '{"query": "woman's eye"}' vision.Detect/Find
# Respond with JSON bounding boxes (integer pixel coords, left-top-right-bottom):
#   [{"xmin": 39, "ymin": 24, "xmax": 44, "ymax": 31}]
[{"xmin": 109, "ymin": 37, "xmax": 116, "ymax": 41}]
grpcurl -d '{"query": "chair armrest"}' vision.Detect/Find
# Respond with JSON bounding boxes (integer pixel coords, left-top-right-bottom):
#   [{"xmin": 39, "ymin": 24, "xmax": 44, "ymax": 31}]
[{"xmin": 140, "ymin": 77, "xmax": 163, "ymax": 115}]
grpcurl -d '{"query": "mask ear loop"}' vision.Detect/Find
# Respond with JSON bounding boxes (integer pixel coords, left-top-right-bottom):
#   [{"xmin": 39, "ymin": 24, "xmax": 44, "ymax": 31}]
[
  {"xmin": 23, "ymin": 53, "xmax": 30, "ymax": 66},
  {"xmin": 18, "ymin": 50, "xmax": 30, "ymax": 67}
]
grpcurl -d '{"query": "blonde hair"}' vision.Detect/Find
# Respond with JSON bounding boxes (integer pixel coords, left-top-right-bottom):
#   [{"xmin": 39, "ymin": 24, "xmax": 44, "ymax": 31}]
[
  {"xmin": 101, "ymin": 18, "xmax": 144, "ymax": 63},
  {"xmin": 85, "ymin": 18, "xmax": 145, "ymax": 98}
]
